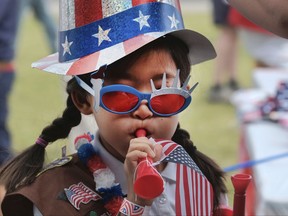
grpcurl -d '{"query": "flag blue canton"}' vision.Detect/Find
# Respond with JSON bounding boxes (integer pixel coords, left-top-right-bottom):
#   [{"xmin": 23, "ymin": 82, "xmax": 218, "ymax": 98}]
[{"xmin": 163, "ymin": 146, "xmax": 204, "ymax": 176}]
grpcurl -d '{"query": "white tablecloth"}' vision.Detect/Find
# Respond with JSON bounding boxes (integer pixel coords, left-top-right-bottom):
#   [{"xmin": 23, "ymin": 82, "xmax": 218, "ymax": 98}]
[
  {"xmin": 244, "ymin": 121, "xmax": 288, "ymax": 215},
  {"xmin": 253, "ymin": 68, "xmax": 288, "ymax": 96}
]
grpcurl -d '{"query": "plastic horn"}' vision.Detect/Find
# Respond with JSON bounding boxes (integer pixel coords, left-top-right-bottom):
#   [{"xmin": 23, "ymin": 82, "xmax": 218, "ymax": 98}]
[
  {"xmin": 133, "ymin": 129, "xmax": 164, "ymax": 199},
  {"xmin": 231, "ymin": 174, "xmax": 252, "ymax": 216}
]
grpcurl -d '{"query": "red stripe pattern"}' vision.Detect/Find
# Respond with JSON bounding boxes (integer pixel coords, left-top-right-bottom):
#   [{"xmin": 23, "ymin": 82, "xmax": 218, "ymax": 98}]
[{"xmin": 74, "ymin": 0, "xmax": 103, "ymax": 27}]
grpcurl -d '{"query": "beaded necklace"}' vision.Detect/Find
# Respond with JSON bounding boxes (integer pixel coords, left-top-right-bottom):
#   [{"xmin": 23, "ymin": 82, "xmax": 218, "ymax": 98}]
[{"xmin": 75, "ymin": 133, "xmax": 124, "ymax": 215}]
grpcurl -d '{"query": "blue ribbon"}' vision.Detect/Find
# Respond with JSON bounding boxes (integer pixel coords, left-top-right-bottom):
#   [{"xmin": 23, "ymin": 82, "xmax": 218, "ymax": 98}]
[
  {"xmin": 59, "ymin": 2, "xmax": 184, "ymax": 62},
  {"xmin": 224, "ymin": 152, "xmax": 288, "ymax": 172}
]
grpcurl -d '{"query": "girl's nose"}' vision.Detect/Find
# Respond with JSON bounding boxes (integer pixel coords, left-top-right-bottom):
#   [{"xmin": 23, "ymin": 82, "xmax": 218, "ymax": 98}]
[{"xmin": 132, "ymin": 100, "xmax": 153, "ymax": 119}]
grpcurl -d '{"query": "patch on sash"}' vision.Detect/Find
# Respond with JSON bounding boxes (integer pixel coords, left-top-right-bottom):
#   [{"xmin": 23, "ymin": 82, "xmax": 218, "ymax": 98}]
[
  {"xmin": 64, "ymin": 182, "xmax": 102, "ymax": 210},
  {"xmin": 37, "ymin": 156, "xmax": 72, "ymax": 176}
]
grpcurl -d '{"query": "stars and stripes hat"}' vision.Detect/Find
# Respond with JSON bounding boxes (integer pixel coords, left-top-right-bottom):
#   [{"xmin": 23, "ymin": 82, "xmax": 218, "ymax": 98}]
[{"xmin": 32, "ymin": 0, "xmax": 216, "ymax": 75}]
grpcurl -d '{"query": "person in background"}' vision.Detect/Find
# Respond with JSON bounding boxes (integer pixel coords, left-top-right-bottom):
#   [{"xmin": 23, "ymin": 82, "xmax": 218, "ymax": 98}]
[
  {"xmin": 208, "ymin": 0, "xmax": 239, "ymax": 103},
  {"xmin": 21, "ymin": 0, "xmax": 57, "ymax": 52},
  {"xmin": 0, "ymin": 0, "xmax": 21, "ymax": 166},
  {"xmin": 227, "ymin": 0, "xmax": 288, "ymax": 39}
]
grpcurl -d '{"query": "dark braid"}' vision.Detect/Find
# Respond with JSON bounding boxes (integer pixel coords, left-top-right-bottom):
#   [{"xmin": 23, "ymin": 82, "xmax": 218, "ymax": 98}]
[
  {"xmin": 172, "ymin": 124, "xmax": 227, "ymax": 211},
  {"xmin": 0, "ymin": 77, "xmax": 84, "ymax": 193}
]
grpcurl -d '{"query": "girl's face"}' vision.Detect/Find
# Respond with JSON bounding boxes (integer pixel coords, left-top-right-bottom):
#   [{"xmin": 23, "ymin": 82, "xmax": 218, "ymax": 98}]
[{"xmin": 93, "ymin": 50, "xmax": 180, "ymax": 161}]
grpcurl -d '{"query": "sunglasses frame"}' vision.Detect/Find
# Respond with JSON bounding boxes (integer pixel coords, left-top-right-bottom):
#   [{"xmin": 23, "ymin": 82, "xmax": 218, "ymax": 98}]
[
  {"xmin": 100, "ymin": 84, "xmax": 192, "ymax": 117},
  {"xmin": 75, "ymin": 70, "xmax": 198, "ymax": 117}
]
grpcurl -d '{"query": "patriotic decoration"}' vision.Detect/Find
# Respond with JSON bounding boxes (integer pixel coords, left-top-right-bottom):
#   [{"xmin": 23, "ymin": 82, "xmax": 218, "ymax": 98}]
[
  {"xmin": 73, "ymin": 133, "xmax": 214, "ymax": 215},
  {"xmin": 119, "ymin": 198, "xmax": 144, "ymax": 216},
  {"xmin": 64, "ymin": 182, "xmax": 102, "ymax": 210},
  {"xmin": 157, "ymin": 139, "xmax": 214, "ymax": 216},
  {"xmin": 237, "ymin": 81, "xmax": 288, "ymax": 128},
  {"xmin": 75, "ymin": 133, "xmax": 124, "ymax": 215},
  {"xmin": 32, "ymin": 0, "xmax": 216, "ymax": 75}
]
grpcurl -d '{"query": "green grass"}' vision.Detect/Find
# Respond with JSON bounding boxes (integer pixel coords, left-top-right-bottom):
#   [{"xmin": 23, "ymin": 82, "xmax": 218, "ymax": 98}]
[
  {"xmin": 9, "ymin": 11, "xmax": 255, "ymax": 205},
  {"xmin": 10, "ymin": 13, "xmax": 66, "ymax": 161}
]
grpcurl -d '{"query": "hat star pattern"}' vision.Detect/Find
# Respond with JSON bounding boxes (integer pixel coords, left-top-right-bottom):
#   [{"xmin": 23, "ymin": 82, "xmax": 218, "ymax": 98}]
[
  {"xmin": 62, "ymin": 36, "xmax": 73, "ymax": 56},
  {"xmin": 57, "ymin": 3, "xmax": 184, "ymax": 63},
  {"xmin": 93, "ymin": 25, "xmax": 112, "ymax": 46},
  {"xmin": 133, "ymin": 10, "xmax": 150, "ymax": 30},
  {"xmin": 168, "ymin": 13, "xmax": 180, "ymax": 29}
]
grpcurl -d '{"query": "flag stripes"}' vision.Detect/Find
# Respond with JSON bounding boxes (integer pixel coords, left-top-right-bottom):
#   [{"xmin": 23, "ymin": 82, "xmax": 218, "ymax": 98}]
[{"xmin": 155, "ymin": 139, "xmax": 214, "ymax": 216}]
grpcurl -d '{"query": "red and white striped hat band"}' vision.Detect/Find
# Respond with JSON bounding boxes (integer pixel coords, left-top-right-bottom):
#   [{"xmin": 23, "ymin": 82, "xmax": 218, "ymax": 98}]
[{"xmin": 32, "ymin": 0, "xmax": 216, "ymax": 75}]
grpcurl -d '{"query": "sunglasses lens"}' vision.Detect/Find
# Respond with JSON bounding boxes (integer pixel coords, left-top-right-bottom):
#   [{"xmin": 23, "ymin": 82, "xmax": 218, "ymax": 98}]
[
  {"xmin": 102, "ymin": 91, "xmax": 139, "ymax": 112},
  {"xmin": 151, "ymin": 94, "xmax": 185, "ymax": 115}
]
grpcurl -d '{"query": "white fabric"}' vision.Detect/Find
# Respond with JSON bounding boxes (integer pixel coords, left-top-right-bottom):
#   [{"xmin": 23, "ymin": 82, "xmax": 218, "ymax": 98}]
[{"xmin": 252, "ymin": 68, "xmax": 288, "ymax": 96}]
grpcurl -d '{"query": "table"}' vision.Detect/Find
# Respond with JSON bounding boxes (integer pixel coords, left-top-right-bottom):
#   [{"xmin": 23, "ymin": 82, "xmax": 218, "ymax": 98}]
[
  {"xmin": 233, "ymin": 68, "xmax": 288, "ymax": 215},
  {"xmin": 253, "ymin": 68, "xmax": 288, "ymax": 96},
  {"xmin": 241, "ymin": 121, "xmax": 288, "ymax": 215}
]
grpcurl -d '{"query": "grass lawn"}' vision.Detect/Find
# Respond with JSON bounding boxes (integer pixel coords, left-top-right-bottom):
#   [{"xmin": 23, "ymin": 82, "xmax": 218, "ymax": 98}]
[{"xmin": 8, "ymin": 9, "xmax": 255, "ymax": 205}]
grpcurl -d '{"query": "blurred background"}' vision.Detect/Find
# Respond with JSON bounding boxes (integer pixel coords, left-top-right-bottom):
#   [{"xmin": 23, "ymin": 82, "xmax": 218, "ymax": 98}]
[{"xmin": 6, "ymin": 0, "xmax": 284, "ymax": 209}]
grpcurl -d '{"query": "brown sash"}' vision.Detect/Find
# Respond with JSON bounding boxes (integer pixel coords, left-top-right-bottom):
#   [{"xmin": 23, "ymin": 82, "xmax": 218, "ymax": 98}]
[{"xmin": 2, "ymin": 155, "xmax": 110, "ymax": 216}]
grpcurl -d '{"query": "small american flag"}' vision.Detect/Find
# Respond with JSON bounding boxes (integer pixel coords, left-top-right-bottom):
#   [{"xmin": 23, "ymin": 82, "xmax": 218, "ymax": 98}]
[
  {"xmin": 156, "ymin": 140, "xmax": 214, "ymax": 216},
  {"xmin": 64, "ymin": 182, "xmax": 102, "ymax": 210}
]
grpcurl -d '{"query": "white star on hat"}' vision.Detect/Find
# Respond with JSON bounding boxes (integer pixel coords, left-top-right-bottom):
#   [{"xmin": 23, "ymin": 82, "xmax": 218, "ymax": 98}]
[
  {"xmin": 61, "ymin": 36, "xmax": 73, "ymax": 56},
  {"xmin": 168, "ymin": 13, "xmax": 179, "ymax": 29},
  {"xmin": 93, "ymin": 25, "xmax": 112, "ymax": 46},
  {"xmin": 133, "ymin": 10, "xmax": 150, "ymax": 30}
]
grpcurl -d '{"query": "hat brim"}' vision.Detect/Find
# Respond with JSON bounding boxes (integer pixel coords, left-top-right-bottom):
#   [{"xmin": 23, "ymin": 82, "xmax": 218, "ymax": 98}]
[
  {"xmin": 170, "ymin": 29, "xmax": 216, "ymax": 66},
  {"xmin": 32, "ymin": 29, "xmax": 216, "ymax": 75}
]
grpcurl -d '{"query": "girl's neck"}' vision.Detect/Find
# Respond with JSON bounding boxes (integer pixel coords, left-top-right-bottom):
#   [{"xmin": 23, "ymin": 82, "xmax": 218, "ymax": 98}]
[{"xmin": 98, "ymin": 136, "xmax": 126, "ymax": 162}]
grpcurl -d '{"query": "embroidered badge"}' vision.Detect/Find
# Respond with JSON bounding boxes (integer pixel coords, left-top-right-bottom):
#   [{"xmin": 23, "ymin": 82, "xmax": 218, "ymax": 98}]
[
  {"xmin": 64, "ymin": 182, "xmax": 102, "ymax": 210},
  {"xmin": 37, "ymin": 156, "xmax": 73, "ymax": 176}
]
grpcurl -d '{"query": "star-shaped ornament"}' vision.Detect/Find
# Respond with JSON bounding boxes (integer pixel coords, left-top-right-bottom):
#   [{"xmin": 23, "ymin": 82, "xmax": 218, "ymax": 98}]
[
  {"xmin": 168, "ymin": 13, "xmax": 180, "ymax": 29},
  {"xmin": 133, "ymin": 10, "xmax": 150, "ymax": 30},
  {"xmin": 61, "ymin": 36, "xmax": 73, "ymax": 56},
  {"xmin": 93, "ymin": 25, "xmax": 111, "ymax": 46}
]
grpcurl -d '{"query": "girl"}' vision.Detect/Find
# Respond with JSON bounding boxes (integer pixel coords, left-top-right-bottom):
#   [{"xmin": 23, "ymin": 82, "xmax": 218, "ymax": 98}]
[
  {"xmin": 0, "ymin": 35, "xmax": 227, "ymax": 216},
  {"xmin": 0, "ymin": 1, "xmax": 228, "ymax": 215}
]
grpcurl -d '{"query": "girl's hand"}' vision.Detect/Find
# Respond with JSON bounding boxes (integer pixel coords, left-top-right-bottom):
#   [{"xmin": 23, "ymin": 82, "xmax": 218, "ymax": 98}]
[{"xmin": 124, "ymin": 137, "xmax": 163, "ymax": 206}]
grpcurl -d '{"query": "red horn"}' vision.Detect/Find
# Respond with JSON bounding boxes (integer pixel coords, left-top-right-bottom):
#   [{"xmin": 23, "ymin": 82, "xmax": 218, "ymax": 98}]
[
  {"xmin": 231, "ymin": 173, "xmax": 252, "ymax": 216},
  {"xmin": 133, "ymin": 129, "xmax": 164, "ymax": 199}
]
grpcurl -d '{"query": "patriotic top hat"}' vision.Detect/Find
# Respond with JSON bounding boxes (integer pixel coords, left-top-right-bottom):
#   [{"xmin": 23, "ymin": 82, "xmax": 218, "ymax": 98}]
[{"xmin": 32, "ymin": 0, "xmax": 216, "ymax": 75}]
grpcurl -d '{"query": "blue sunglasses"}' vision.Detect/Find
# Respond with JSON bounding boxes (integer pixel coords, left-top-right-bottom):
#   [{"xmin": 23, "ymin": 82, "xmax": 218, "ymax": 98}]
[{"xmin": 75, "ymin": 71, "xmax": 198, "ymax": 117}]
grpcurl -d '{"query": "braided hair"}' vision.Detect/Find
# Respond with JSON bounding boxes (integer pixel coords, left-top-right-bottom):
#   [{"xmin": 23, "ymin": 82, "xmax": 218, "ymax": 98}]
[{"xmin": 0, "ymin": 75, "xmax": 88, "ymax": 193}]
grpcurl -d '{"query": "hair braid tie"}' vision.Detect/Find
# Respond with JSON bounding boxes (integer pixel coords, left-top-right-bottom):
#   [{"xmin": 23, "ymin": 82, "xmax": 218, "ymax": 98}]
[{"xmin": 36, "ymin": 137, "xmax": 48, "ymax": 148}]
